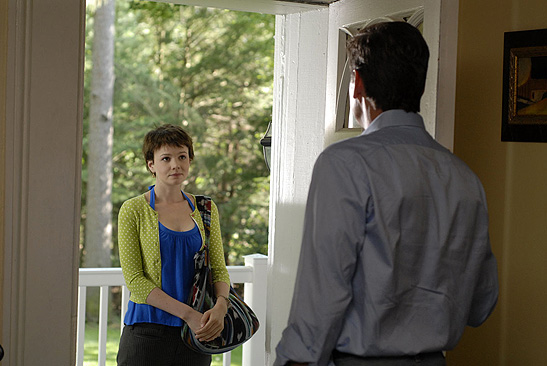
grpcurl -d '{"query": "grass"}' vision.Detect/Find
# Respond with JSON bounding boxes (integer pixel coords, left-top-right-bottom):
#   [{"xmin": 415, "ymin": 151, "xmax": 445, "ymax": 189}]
[
  {"xmin": 83, "ymin": 323, "xmax": 120, "ymax": 366},
  {"xmin": 83, "ymin": 323, "xmax": 242, "ymax": 366}
]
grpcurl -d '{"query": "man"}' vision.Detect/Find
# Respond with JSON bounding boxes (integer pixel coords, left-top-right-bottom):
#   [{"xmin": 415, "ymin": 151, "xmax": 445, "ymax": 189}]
[{"xmin": 274, "ymin": 22, "xmax": 499, "ymax": 366}]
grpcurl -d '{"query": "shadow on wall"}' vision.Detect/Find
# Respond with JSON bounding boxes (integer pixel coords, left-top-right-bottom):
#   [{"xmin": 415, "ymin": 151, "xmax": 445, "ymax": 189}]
[{"xmin": 269, "ymin": 202, "xmax": 308, "ymax": 356}]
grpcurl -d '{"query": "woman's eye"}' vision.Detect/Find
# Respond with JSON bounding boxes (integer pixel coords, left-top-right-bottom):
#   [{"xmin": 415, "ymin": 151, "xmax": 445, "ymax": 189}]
[{"xmin": 162, "ymin": 157, "xmax": 170, "ymax": 162}]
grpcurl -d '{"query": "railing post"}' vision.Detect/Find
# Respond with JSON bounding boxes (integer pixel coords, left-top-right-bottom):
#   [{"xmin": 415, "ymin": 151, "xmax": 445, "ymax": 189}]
[
  {"xmin": 223, "ymin": 351, "xmax": 232, "ymax": 366},
  {"xmin": 121, "ymin": 285, "xmax": 130, "ymax": 337},
  {"xmin": 98, "ymin": 286, "xmax": 109, "ymax": 366},
  {"xmin": 77, "ymin": 262, "xmax": 268, "ymax": 366},
  {"xmin": 76, "ymin": 286, "xmax": 87, "ymax": 366},
  {"xmin": 242, "ymin": 254, "xmax": 268, "ymax": 366}
]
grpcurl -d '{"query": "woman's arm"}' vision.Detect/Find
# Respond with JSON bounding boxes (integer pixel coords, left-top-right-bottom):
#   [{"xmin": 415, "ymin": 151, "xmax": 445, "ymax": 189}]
[
  {"xmin": 118, "ymin": 200, "xmax": 157, "ymax": 302},
  {"xmin": 145, "ymin": 287, "xmax": 208, "ymax": 336},
  {"xmin": 208, "ymin": 200, "xmax": 231, "ymax": 285},
  {"xmin": 214, "ymin": 281, "xmax": 230, "ymax": 302}
]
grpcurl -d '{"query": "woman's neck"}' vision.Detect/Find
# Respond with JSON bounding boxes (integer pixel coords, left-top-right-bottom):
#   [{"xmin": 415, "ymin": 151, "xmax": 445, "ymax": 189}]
[{"xmin": 153, "ymin": 183, "xmax": 185, "ymax": 204}]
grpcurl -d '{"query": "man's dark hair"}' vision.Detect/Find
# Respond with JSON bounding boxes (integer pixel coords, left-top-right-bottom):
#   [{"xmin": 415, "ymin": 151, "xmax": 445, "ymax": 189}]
[{"xmin": 347, "ymin": 21, "xmax": 429, "ymax": 113}]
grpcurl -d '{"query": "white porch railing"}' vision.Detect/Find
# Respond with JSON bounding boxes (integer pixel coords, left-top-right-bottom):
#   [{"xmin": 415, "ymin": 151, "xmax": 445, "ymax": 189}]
[{"xmin": 77, "ymin": 254, "xmax": 267, "ymax": 366}]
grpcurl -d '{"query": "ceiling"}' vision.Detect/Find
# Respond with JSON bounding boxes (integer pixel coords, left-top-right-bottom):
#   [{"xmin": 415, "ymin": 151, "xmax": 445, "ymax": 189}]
[
  {"xmin": 165, "ymin": 0, "xmax": 339, "ymax": 15},
  {"xmin": 280, "ymin": 0, "xmax": 338, "ymax": 4}
]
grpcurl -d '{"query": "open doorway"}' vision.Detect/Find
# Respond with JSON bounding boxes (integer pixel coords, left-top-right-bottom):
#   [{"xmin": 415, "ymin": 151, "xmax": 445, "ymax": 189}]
[{"xmin": 79, "ymin": 1, "xmax": 274, "ymax": 364}]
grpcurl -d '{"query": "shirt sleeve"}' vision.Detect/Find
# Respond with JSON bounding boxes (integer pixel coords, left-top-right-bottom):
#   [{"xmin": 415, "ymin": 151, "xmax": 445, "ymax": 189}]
[
  {"xmin": 117, "ymin": 200, "xmax": 158, "ymax": 303},
  {"xmin": 275, "ymin": 151, "xmax": 370, "ymax": 366},
  {"xmin": 209, "ymin": 200, "xmax": 231, "ymax": 286},
  {"xmin": 467, "ymin": 189, "xmax": 499, "ymax": 327},
  {"xmin": 467, "ymin": 244, "xmax": 498, "ymax": 327}
]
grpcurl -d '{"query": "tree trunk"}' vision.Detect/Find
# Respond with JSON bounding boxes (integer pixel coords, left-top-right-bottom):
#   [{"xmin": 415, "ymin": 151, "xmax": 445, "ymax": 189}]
[{"xmin": 85, "ymin": 0, "xmax": 115, "ymax": 269}]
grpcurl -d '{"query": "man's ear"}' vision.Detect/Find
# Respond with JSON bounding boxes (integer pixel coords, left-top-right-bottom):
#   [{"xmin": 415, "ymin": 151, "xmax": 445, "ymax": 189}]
[{"xmin": 352, "ymin": 70, "xmax": 366, "ymax": 100}]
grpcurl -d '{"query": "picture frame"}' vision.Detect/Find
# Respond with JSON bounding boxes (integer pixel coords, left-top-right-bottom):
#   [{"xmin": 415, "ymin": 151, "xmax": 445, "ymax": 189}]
[{"xmin": 501, "ymin": 28, "xmax": 547, "ymax": 142}]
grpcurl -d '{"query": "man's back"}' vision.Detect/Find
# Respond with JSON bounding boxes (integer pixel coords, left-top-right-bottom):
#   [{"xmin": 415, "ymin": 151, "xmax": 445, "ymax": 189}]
[
  {"xmin": 275, "ymin": 110, "xmax": 498, "ymax": 365},
  {"xmin": 275, "ymin": 21, "xmax": 498, "ymax": 366},
  {"xmin": 326, "ymin": 110, "xmax": 498, "ymax": 354}
]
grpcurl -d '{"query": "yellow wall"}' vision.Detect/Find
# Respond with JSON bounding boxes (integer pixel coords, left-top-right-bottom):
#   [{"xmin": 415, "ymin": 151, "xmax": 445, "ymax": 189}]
[{"xmin": 448, "ymin": 0, "xmax": 547, "ymax": 365}]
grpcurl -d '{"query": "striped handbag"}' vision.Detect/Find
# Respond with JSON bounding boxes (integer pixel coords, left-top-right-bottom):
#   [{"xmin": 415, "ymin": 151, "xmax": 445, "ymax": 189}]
[{"xmin": 181, "ymin": 195, "xmax": 260, "ymax": 354}]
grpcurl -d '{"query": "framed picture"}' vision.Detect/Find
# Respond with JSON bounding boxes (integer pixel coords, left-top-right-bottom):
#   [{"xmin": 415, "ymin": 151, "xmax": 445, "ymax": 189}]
[{"xmin": 502, "ymin": 28, "xmax": 547, "ymax": 142}]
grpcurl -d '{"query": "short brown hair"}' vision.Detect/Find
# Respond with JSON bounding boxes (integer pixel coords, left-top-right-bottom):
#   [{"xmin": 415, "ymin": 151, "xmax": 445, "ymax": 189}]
[{"xmin": 142, "ymin": 124, "xmax": 194, "ymax": 173}]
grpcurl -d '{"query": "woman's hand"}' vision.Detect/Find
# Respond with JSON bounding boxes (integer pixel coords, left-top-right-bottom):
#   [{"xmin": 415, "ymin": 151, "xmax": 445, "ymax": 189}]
[
  {"xmin": 184, "ymin": 308, "xmax": 206, "ymax": 334},
  {"xmin": 144, "ymin": 287, "xmax": 226, "ymax": 342},
  {"xmin": 194, "ymin": 300, "xmax": 227, "ymax": 342}
]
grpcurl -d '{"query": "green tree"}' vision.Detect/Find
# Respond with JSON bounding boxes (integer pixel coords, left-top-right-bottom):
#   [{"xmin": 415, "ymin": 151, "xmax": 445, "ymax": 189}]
[
  {"xmin": 82, "ymin": 1, "xmax": 274, "ymax": 269},
  {"xmin": 85, "ymin": 0, "xmax": 116, "ymax": 270},
  {"xmin": 82, "ymin": 0, "xmax": 116, "ymax": 323}
]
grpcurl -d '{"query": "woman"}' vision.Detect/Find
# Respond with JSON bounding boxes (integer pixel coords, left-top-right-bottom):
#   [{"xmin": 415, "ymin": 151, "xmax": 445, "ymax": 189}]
[{"xmin": 117, "ymin": 124, "xmax": 231, "ymax": 366}]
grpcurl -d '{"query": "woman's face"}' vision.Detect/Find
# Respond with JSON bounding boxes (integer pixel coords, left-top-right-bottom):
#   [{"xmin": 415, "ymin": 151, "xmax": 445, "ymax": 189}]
[{"xmin": 147, "ymin": 144, "xmax": 191, "ymax": 187}]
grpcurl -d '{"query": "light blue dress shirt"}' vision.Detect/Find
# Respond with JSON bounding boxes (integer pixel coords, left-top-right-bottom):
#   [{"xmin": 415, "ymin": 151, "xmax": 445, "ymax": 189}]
[{"xmin": 275, "ymin": 110, "xmax": 499, "ymax": 366}]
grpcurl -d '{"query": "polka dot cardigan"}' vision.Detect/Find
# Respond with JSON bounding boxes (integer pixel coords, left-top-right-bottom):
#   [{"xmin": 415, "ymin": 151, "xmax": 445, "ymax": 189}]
[{"xmin": 118, "ymin": 193, "xmax": 231, "ymax": 304}]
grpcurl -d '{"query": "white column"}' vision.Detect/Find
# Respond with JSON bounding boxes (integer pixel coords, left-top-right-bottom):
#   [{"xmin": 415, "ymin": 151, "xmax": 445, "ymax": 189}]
[{"xmin": 267, "ymin": 9, "xmax": 329, "ymax": 365}]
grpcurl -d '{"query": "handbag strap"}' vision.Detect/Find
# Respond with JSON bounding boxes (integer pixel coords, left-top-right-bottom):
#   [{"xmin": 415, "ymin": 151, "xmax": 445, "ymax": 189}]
[{"xmin": 194, "ymin": 195, "xmax": 212, "ymax": 246}]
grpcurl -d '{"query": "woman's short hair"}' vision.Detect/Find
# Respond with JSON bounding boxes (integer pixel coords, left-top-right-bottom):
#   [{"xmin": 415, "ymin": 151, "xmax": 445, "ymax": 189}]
[
  {"xmin": 346, "ymin": 21, "xmax": 429, "ymax": 113},
  {"xmin": 142, "ymin": 124, "xmax": 194, "ymax": 172}
]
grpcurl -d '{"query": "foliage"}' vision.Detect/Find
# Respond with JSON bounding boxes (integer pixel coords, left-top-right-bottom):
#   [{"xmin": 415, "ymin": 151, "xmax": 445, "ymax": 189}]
[{"xmin": 82, "ymin": 1, "xmax": 274, "ymax": 266}]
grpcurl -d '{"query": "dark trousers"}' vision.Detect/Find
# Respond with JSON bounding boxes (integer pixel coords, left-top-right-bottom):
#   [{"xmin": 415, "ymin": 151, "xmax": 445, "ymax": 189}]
[
  {"xmin": 117, "ymin": 323, "xmax": 211, "ymax": 366},
  {"xmin": 333, "ymin": 351, "xmax": 446, "ymax": 366}
]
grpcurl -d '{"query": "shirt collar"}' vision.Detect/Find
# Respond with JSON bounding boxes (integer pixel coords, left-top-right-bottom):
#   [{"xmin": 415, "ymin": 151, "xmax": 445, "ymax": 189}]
[{"xmin": 362, "ymin": 109, "xmax": 425, "ymax": 135}]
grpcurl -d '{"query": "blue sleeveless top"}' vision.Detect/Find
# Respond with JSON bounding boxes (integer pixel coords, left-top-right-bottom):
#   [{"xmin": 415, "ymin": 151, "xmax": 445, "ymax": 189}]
[{"xmin": 123, "ymin": 187, "xmax": 202, "ymax": 326}]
